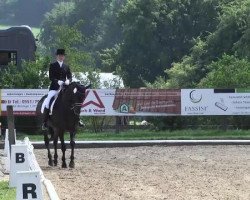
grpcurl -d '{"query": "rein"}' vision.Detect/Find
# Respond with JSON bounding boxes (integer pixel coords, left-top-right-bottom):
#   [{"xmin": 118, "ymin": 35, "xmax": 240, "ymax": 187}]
[{"xmin": 70, "ymin": 103, "xmax": 82, "ymax": 116}]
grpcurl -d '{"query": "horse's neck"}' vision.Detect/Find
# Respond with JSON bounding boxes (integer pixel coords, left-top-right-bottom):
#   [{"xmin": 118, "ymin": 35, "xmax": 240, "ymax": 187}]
[{"xmin": 60, "ymin": 94, "xmax": 72, "ymax": 109}]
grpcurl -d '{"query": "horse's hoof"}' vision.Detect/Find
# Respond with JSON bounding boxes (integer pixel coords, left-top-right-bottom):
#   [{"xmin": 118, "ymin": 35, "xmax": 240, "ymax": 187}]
[
  {"xmin": 54, "ymin": 161, "xmax": 58, "ymax": 166},
  {"xmin": 48, "ymin": 160, "xmax": 53, "ymax": 166},
  {"xmin": 62, "ymin": 163, "xmax": 67, "ymax": 168},
  {"xmin": 69, "ymin": 161, "xmax": 75, "ymax": 168}
]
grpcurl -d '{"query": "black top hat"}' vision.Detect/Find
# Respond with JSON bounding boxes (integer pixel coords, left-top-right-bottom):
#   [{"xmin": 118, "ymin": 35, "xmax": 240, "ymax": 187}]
[{"xmin": 56, "ymin": 49, "xmax": 66, "ymax": 55}]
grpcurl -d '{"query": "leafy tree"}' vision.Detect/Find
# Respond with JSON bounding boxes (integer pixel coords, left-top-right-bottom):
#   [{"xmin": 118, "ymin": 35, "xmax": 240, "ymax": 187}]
[
  {"xmin": 0, "ymin": 0, "xmax": 15, "ymax": 20},
  {"xmin": 40, "ymin": 0, "xmax": 126, "ymax": 69},
  {"xmin": 113, "ymin": 0, "xmax": 221, "ymax": 87},
  {"xmin": 52, "ymin": 22, "xmax": 93, "ymax": 71},
  {"xmin": 152, "ymin": 0, "xmax": 250, "ymax": 89},
  {"xmin": 99, "ymin": 44, "xmax": 121, "ymax": 72},
  {"xmin": 96, "ymin": 0, "xmax": 125, "ymax": 49},
  {"xmin": 41, "ymin": 19, "xmax": 94, "ymax": 73},
  {"xmin": 0, "ymin": 56, "xmax": 50, "ymax": 89},
  {"xmin": 40, "ymin": 2, "xmax": 76, "ymax": 48},
  {"xmin": 150, "ymin": 38, "xmax": 208, "ymax": 88},
  {"xmin": 199, "ymin": 54, "xmax": 250, "ymax": 88},
  {"xmin": 0, "ymin": 0, "xmax": 62, "ymax": 26}
]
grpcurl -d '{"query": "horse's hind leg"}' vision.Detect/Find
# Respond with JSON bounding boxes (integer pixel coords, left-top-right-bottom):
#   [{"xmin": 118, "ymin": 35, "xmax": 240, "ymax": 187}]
[
  {"xmin": 69, "ymin": 131, "xmax": 76, "ymax": 168},
  {"xmin": 44, "ymin": 132, "xmax": 53, "ymax": 166},
  {"xmin": 59, "ymin": 132, "xmax": 67, "ymax": 168}
]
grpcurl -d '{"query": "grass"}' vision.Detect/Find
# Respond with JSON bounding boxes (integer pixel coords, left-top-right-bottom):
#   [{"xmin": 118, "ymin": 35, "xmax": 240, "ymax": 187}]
[
  {"xmin": 0, "ymin": 181, "xmax": 16, "ymax": 200},
  {"xmin": 0, "ymin": 24, "xmax": 40, "ymax": 37},
  {"xmin": 16, "ymin": 129, "xmax": 250, "ymax": 141}
]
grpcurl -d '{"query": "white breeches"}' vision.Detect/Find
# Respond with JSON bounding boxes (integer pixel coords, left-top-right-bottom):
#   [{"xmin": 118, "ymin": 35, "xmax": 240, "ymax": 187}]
[{"xmin": 41, "ymin": 90, "xmax": 59, "ymax": 113}]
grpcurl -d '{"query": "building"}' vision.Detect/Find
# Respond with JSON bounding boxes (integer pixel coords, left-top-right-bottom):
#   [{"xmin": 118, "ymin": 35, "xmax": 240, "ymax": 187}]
[{"xmin": 0, "ymin": 26, "xmax": 36, "ymax": 68}]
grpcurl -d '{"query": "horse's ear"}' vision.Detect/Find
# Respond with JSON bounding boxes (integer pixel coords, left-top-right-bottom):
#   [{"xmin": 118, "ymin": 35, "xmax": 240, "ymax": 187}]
[{"xmin": 85, "ymin": 84, "xmax": 91, "ymax": 89}]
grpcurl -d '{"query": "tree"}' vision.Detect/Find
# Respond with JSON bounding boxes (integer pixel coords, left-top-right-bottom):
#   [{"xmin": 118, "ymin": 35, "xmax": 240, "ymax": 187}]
[
  {"xmin": 41, "ymin": 19, "xmax": 94, "ymax": 73},
  {"xmin": 0, "ymin": 56, "xmax": 50, "ymax": 89},
  {"xmin": 40, "ymin": 2, "xmax": 76, "ymax": 48},
  {"xmin": 152, "ymin": 0, "xmax": 250, "ymax": 89},
  {"xmin": 199, "ymin": 54, "xmax": 250, "ymax": 88},
  {"xmin": 114, "ymin": 0, "xmax": 221, "ymax": 87},
  {"xmin": 40, "ymin": 0, "xmax": 126, "ymax": 69},
  {"xmin": 0, "ymin": 0, "xmax": 61, "ymax": 26},
  {"xmin": 153, "ymin": 38, "xmax": 208, "ymax": 88}
]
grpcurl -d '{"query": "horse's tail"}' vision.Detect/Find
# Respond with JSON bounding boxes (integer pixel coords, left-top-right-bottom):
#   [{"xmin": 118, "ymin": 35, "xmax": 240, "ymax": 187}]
[
  {"xmin": 36, "ymin": 95, "xmax": 47, "ymax": 129},
  {"xmin": 36, "ymin": 95, "xmax": 47, "ymax": 116},
  {"xmin": 36, "ymin": 95, "xmax": 55, "ymax": 139}
]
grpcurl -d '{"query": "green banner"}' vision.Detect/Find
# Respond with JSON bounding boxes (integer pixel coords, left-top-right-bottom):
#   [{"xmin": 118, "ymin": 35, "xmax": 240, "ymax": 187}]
[{"xmin": 236, "ymin": 88, "xmax": 250, "ymax": 93}]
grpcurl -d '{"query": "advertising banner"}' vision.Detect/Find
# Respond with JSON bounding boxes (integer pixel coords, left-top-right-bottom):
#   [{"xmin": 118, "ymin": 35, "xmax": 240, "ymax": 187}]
[
  {"xmin": 0, "ymin": 89, "xmax": 181, "ymax": 116},
  {"xmin": 0, "ymin": 89, "xmax": 48, "ymax": 116},
  {"xmin": 0, "ymin": 88, "xmax": 250, "ymax": 116},
  {"xmin": 81, "ymin": 89, "xmax": 181, "ymax": 116},
  {"xmin": 112, "ymin": 89, "xmax": 181, "ymax": 116},
  {"xmin": 181, "ymin": 89, "xmax": 250, "ymax": 115}
]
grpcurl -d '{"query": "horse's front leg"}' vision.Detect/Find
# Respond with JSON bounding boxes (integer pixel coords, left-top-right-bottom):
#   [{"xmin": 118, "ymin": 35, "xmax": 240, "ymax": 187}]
[
  {"xmin": 53, "ymin": 132, "xmax": 58, "ymax": 166},
  {"xmin": 69, "ymin": 131, "xmax": 76, "ymax": 168},
  {"xmin": 59, "ymin": 131, "xmax": 67, "ymax": 168},
  {"xmin": 44, "ymin": 132, "xmax": 53, "ymax": 166}
]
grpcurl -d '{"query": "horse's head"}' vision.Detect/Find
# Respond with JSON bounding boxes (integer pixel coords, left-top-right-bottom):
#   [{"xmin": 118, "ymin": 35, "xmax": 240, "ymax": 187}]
[{"xmin": 62, "ymin": 81, "xmax": 91, "ymax": 114}]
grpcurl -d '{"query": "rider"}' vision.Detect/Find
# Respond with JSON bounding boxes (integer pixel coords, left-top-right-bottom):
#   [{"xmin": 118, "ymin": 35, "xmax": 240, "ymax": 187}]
[{"xmin": 42, "ymin": 48, "xmax": 72, "ymax": 130}]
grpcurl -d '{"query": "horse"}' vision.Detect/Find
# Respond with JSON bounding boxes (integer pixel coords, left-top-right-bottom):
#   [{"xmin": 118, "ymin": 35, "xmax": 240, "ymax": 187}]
[{"xmin": 36, "ymin": 81, "xmax": 90, "ymax": 168}]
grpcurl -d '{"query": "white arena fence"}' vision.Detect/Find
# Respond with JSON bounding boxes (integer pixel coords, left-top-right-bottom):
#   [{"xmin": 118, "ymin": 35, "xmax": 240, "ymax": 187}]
[{"xmin": 3, "ymin": 130, "xmax": 59, "ymax": 200}]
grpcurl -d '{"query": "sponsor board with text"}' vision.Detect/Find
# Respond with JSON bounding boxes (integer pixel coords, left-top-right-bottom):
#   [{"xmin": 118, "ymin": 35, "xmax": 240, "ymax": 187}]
[
  {"xmin": 181, "ymin": 89, "xmax": 250, "ymax": 115},
  {"xmin": 0, "ymin": 88, "xmax": 249, "ymax": 116},
  {"xmin": 0, "ymin": 89, "xmax": 48, "ymax": 116}
]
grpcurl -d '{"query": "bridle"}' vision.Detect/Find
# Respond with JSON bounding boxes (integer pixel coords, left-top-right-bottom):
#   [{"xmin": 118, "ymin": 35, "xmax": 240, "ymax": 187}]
[
  {"xmin": 70, "ymin": 89, "xmax": 86, "ymax": 116},
  {"xmin": 64, "ymin": 82, "xmax": 90, "ymax": 116},
  {"xmin": 70, "ymin": 103, "xmax": 82, "ymax": 116}
]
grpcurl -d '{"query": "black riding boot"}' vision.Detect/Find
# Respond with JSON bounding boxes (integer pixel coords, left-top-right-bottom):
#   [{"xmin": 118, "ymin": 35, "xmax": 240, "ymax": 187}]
[{"xmin": 42, "ymin": 108, "xmax": 50, "ymax": 130}]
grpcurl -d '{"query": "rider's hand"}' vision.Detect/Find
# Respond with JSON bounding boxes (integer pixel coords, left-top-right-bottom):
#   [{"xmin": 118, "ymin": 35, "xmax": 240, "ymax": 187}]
[
  {"xmin": 65, "ymin": 79, "xmax": 70, "ymax": 85},
  {"xmin": 58, "ymin": 80, "xmax": 64, "ymax": 86}
]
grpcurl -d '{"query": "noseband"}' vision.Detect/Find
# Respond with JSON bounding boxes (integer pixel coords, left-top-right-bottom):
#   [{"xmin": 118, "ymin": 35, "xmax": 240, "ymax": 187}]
[{"xmin": 70, "ymin": 103, "xmax": 82, "ymax": 116}]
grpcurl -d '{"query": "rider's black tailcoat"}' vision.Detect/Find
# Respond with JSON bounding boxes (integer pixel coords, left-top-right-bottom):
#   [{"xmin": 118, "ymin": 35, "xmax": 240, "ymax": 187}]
[{"xmin": 49, "ymin": 61, "xmax": 72, "ymax": 90}]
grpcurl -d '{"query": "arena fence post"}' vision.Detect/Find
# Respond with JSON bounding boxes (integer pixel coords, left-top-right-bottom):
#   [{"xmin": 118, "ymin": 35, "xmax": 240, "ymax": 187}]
[{"xmin": 7, "ymin": 105, "xmax": 16, "ymax": 155}]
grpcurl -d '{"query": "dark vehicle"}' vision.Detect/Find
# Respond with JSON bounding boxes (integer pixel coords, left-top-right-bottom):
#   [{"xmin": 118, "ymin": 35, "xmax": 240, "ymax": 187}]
[{"xmin": 0, "ymin": 26, "xmax": 36, "ymax": 68}]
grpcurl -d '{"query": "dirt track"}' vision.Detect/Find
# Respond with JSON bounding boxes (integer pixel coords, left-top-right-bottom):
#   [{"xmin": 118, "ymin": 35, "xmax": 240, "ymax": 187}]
[{"xmin": 35, "ymin": 145, "xmax": 250, "ymax": 200}]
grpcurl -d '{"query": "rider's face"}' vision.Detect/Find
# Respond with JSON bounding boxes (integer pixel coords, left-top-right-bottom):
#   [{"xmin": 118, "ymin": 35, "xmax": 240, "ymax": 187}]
[{"xmin": 57, "ymin": 54, "xmax": 65, "ymax": 62}]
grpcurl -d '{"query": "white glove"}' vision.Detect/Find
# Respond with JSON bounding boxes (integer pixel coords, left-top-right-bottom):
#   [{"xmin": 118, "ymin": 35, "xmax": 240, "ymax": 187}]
[
  {"xmin": 65, "ymin": 79, "xmax": 70, "ymax": 85},
  {"xmin": 58, "ymin": 80, "xmax": 64, "ymax": 86}
]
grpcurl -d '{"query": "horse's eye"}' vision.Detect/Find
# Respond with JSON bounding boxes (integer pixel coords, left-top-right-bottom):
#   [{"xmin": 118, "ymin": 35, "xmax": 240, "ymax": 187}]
[{"xmin": 73, "ymin": 88, "xmax": 77, "ymax": 94}]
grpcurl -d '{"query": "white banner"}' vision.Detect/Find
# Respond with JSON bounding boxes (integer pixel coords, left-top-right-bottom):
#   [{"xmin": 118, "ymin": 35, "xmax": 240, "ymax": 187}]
[
  {"xmin": 181, "ymin": 89, "xmax": 250, "ymax": 115},
  {"xmin": 1, "ymin": 88, "xmax": 250, "ymax": 116},
  {"xmin": 1, "ymin": 89, "xmax": 48, "ymax": 116},
  {"xmin": 81, "ymin": 89, "xmax": 116, "ymax": 116}
]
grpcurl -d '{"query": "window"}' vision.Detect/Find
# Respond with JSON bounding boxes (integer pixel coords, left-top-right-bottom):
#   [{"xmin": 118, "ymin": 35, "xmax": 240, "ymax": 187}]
[{"xmin": 0, "ymin": 51, "xmax": 17, "ymax": 66}]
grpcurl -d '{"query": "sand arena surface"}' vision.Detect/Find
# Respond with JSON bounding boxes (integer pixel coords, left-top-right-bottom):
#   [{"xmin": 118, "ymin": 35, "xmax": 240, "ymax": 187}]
[{"xmin": 35, "ymin": 145, "xmax": 250, "ymax": 200}]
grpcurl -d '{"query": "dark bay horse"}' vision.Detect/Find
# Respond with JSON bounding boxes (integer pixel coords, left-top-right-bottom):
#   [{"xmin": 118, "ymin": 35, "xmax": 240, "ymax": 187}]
[{"xmin": 36, "ymin": 82, "xmax": 90, "ymax": 168}]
